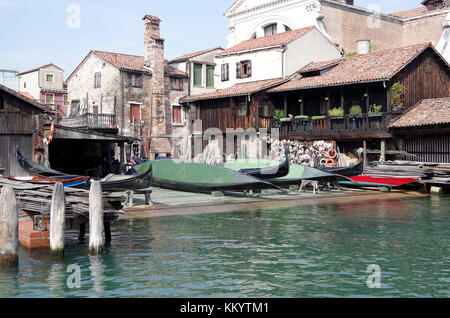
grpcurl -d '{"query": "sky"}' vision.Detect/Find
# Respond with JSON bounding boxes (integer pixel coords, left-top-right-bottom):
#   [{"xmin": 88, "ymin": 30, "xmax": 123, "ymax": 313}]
[{"xmin": 0, "ymin": 0, "xmax": 423, "ymax": 88}]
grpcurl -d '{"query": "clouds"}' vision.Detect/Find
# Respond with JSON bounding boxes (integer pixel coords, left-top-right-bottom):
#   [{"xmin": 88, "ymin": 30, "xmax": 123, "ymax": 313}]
[{"xmin": 0, "ymin": 1, "xmax": 18, "ymax": 8}]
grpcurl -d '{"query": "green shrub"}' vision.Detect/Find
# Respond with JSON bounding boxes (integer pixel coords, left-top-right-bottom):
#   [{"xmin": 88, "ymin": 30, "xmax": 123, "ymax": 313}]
[
  {"xmin": 349, "ymin": 105, "xmax": 362, "ymax": 116},
  {"xmin": 274, "ymin": 109, "xmax": 285, "ymax": 119},
  {"xmin": 369, "ymin": 104, "xmax": 383, "ymax": 113},
  {"xmin": 328, "ymin": 107, "xmax": 344, "ymax": 118},
  {"xmin": 391, "ymin": 82, "xmax": 405, "ymax": 108},
  {"xmin": 312, "ymin": 115, "xmax": 327, "ymax": 120},
  {"xmin": 295, "ymin": 115, "xmax": 309, "ymax": 121},
  {"xmin": 345, "ymin": 52, "xmax": 358, "ymax": 57}
]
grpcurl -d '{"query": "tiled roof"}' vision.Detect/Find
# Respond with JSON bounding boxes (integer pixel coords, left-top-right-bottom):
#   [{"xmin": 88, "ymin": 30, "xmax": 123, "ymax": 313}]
[
  {"xmin": 269, "ymin": 43, "xmax": 436, "ymax": 93},
  {"xmin": 91, "ymin": 51, "xmax": 148, "ymax": 73},
  {"xmin": 0, "ymin": 84, "xmax": 48, "ymax": 112},
  {"xmin": 390, "ymin": 97, "xmax": 450, "ymax": 128},
  {"xmin": 19, "ymin": 91, "xmax": 36, "ymax": 100},
  {"xmin": 18, "ymin": 63, "xmax": 64, "ymax": 76},
  {"xmin": 180, "ymin": 78, "xmax": 287, "ymax": 103},
  {"xmin": 164, "ymin": 64, "xmax": 189, "ymax": 78},
  {"xmin": 389, "ymin": 6, "xmax": 447, "ymax": 19},
  {"xmin": 167, "ymin": 47, "xmax": 224, "ymax": 64},
  {"xmin": 69, "ymin": 50, "xmax": 188, "ymax": 80},
  {"xmin": 142, "ymin": 15, "xmax": 161, "ymax": 23},
  {"xmin": 217, "ymin": 26, "xmax": 316, "ymax": 56}
]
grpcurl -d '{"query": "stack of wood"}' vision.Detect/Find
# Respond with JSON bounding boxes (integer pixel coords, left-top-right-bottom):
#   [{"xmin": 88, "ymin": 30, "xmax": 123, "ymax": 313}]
[
  {"xmin": 366, "ymin": 161, "xmax": 450, "ymax": 185},
  {"xmin": 0, "ymin": 177, "xmax": 124, "ymax": 222}
]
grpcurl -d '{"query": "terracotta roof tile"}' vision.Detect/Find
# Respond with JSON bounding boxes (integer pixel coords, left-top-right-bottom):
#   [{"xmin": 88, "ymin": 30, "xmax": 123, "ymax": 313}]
[
  {"xmin": 18, "ymin": 63, "xmax": 64, "ymax": 76},
  {"xmin": 269, "ymin": 43, "xmax": 435, "ymax": 93},
  {"xmin": 180, "ymin": 78, "xmax": 287, "ymax": 103},
  {"xmin": 218, "ymin": 26, "xmax": 316, "ymax": 56},
  {"xmin": 390, "ymin": 97, "xmax": 450, "ymax": 128},
  {"xmin": 89, "ymin": 51, "xmax": 188, "ymax": 77},
  {"xmin": 389, "ymin": 6, "xmax": 447, "ymax": 19},
  {"xmin": 167, "ymin": 47, "xmax": 224, "ymax": 64}
]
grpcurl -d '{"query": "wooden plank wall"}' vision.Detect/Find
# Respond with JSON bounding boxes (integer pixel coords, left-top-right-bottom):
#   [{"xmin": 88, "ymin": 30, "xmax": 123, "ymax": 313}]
[{"xmin": 394, "ymin": 48, "xmax": 450, "ymax": 110}]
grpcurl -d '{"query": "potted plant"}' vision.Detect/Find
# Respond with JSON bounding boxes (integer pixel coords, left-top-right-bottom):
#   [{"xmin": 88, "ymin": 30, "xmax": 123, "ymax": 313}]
[
  {"xmin": 328, "ymin": 107, "xmax": 344, "ymax": 119},
  {"xmin": 349, "ymin": 105, "xmax": 362, "ymax": 118},
  {"xmin": 295, "ymin": 115, "xmax": 309, "ymax": 122},
  {"xmin": 368, "ymin": 104, "xmax": 383, "ymax": 117},
  {"xmin": 272, "ymin": 109, "xmax": 285, "ymax": 128},
  {"xmin": 390, "ymin": 82, "xmax": 405, "ymax": 112},
  {"xmin": 311, "ymin": 115, "xmax": 326, "ymax": 121}
]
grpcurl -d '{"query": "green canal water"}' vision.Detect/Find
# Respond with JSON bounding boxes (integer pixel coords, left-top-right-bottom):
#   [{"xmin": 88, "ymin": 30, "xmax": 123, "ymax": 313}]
[{"xmin": 0, "ymin": 196, "xmax": 449, "ymax": 298}]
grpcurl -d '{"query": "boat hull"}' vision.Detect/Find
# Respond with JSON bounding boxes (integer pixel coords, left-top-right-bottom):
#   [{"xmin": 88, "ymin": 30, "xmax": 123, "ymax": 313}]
[
  {"xmin": 319, "ymin": 161, "xmax": 364, "ymax": 178},
  {"xmin": 339, "ymin": 176, "xmax": 419, "ymax": 187},
  {"xmin": 135, "ymin": 160, "xmax": 281, "ymax": 192}
]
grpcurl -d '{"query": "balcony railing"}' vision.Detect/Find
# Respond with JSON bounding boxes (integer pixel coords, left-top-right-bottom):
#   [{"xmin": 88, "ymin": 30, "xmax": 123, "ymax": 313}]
[
  {"xmin": 272, "ymin": 113, "xmax": 391, "ymax": 139},
  {"xmin": 59, "ymin": 113, "xmax": 117, "ymax": 129}
]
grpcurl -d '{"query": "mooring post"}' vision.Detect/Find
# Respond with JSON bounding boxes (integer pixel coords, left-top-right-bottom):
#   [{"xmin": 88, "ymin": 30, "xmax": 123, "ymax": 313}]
[
  {"xmin": 50, "ymin": 182, "xmax": 65, "ymax": 255},
  {"xmin": 0, "ymin": 186, "xmax": 19, "ymax": 266},
  {"xmin": 89, "ymin": 181, "xmax": 104, "ymax": 254}
]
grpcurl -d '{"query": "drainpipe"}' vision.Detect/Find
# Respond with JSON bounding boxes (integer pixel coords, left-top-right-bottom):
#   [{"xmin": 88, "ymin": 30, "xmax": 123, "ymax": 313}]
[
  {"xmin": 188, "ymin": 61, "xmax": 191, "ymax": 97},
  {"xmin": 120, "ymin": 69, "xmax": 125, "ymax": 135},
  {"xmin": 281, "ymin": 45, "xmax": 287, "ymax": 78}
]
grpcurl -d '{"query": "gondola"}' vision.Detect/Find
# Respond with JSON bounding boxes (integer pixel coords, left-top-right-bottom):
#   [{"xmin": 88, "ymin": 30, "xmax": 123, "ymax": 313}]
[
  {"xmin": 16, "ymin": 150, "xmax": 153, "ymax": 192},
  {"xmin": 8, "ymin": 176, "xmax": 90, "ymax": 188},
  {"xmin": 84, "ymin": 165, "xmax": 153, "ymax": 192},
  {"xmin": 319, "ymin": 161, "xmax": 364, "ymax": 178},
  {"xmin": 134, "ymin": 159, "xmax": 284, "ymax": 193},
  {"xmin": 223, "ymin": 150, "xmax": 290, "ymax": 180}
]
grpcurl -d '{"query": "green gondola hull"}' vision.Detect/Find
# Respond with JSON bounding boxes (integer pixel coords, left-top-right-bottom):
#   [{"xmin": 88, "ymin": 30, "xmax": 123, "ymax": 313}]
[
  {"xmin": 135, "ymin": 160, "xmax": 281, "ymax": 192},
  {"xmin": 224, "ymin": 160, "xmax": 348, "ymax": 185}
]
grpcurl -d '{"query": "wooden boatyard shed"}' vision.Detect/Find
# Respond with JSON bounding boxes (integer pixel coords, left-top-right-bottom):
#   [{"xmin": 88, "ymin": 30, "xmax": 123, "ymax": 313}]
[{"xmin": 0, "ymin": 84, "xmax": 49, "ymax": 177}]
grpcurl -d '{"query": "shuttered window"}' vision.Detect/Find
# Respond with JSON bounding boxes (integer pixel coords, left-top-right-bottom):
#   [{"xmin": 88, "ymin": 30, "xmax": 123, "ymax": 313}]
[
  {"xmin": 130, "ymin": 103, "xmax": 141, "ymax": 124},
  {"xmin": 94, "ymin": 72, "xmax": 101, "ymax": 88},
  {"xmin": 236, "ymin": 60, "xmax": 251, "ymax": 79},
  {"xmin": 206, "ymin": 65, "xmax": 215, "ymax": 88},
  {"xmin": 221, "ymin": 63, "xmax": 229, "ymax": 82},
  {"xmin": 238, "ymin": 100, "xmax": 248, "ymax": 117},
  {"xmin": 258, "ymin": 99, "xmax": 273, "ymax": 118},
  {"xmin": 172, "ymin": 105, "xmax": 182, "ymax": 124},
  {"xmin": 193, "ymin": 63, "xmax": 202, "ymax": 87}
]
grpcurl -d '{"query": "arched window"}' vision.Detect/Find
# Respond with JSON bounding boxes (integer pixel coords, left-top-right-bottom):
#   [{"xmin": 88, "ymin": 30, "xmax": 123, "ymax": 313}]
[
  {"xmin": 250, "ymin": 32, "xmax": 256, "ymax": 39},
  {"xmin": 264, "ymin": 23, "xmax": 277, "ymax": 36},
  {"xmin": 284, "ymin": 25, "xmax": 291, "ymax": 32}
]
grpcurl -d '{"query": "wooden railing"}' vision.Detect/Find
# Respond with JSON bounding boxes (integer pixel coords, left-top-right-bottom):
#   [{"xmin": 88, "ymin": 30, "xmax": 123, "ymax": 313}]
[
  {"xmin": 59, "ymin": 113, "xmax": 117, "ymax": 129},
  {"xmin": 272, "ymin": 113, "xmax": 391, "ymax": 138}
]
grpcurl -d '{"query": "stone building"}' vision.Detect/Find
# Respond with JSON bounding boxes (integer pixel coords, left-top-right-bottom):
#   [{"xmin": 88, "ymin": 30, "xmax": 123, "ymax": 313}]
[
  {"xmin": 66, "ymin": 15, "xmax": 189, "ymax": 160},
  {"xmin": 225, "ymin": 0, "xmax": 449, "ymax": 55}
]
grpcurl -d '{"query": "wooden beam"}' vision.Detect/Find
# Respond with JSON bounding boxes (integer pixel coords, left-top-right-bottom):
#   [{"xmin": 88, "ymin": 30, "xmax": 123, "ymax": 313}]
[
  {"xmin": 380, "ymin": 140, "xmax": 386, "ymax": 162},
  {"xmin": 283, "ymin": 96, "xmax": 288, "ymax": 117},
  {"xmin": 363, "ymin": 140, "xmax": 368, "ymax": 170},
  {"xmin": 365, "ymin": 87, "xmax": 370, "ymax": 112},
  {"xmin": 340, "ymin": 87, "xmax": 345, "ymax": 109},
  {"xmin": 299, "ymin": 93, "xmax": 304, "ymax": 115}
]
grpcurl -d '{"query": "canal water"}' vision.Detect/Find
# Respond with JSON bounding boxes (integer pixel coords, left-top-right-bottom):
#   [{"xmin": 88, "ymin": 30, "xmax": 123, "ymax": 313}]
[{"xmin": 1, "ymin": 196, "xmax": 449, "ymax": 298}]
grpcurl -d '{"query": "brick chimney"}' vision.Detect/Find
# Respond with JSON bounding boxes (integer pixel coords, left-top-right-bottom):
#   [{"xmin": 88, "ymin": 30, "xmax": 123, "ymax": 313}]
[{"xmin": 142, "ymin": 14, "xmax": 172, "ymax": 159}]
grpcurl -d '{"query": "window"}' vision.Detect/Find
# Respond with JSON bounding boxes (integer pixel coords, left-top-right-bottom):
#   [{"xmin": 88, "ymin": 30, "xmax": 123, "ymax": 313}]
[
  {"xmin": 170, "ymin": 77, "xmax": 183, "ymax": 90},
  {"xmin": 64, "ymin": 95, "xmax": 69, "ymax": 105},
  {"xmin": 45, "ymin": 94, "xmax": 54, "ymax": 105},
  {"xmin": 46, "ymin": 74, "xmax": 54, "ymax": 82},
  {"xmin": 238, "ymin": 101, "xmax": 248, "ymax": 116},
  {"xmin": 258, "ymin": 99, "xmax": 273, "ymax": 118},
  {"xmin": 128, "ymin": 73, "xmax": 142, "ymax": 88},
  {"xmin": 206, "ymin": 65, "xmax": 215, "ymax": 88},
  {"xmin": 221, "ymin": 63, "xmax": 229, "ymax": 82},
  {"xmin": 172, "ymin": 105, "xmax": 182, "ymax": 124},
  {"xmin": 94, "ymin": 72, "xmax": 101, "ymax": 88},
  {"xmin": 130, "ymin": 103, "xmax": 141, "ymax": 124},
  {"xmin": 264, "ymin": 23, "xmax": 277, "ymax": 36},
  {"xmin": 236, "ymin": 60, "xmax": 252, "ymax": 79},
  {"xmin": 193, "ymin": 63, "xmax": 202, "ymax": 87},
  {"xmin": 0, "ymin": 96, "xmax": 4, "ymax": 111}
]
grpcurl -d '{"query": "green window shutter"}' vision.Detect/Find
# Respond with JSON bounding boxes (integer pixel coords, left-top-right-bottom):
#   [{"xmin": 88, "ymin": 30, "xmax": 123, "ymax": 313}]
[
  {"xmin": 206, "ymin": 65, "xmax": 214, "ymax": 88},
  {"xmin": 193, "ymin": 64, "xmax": 202, "ymax": 87}
]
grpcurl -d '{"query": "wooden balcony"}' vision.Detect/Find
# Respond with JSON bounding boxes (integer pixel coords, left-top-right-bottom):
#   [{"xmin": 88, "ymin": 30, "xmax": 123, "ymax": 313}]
[
  {"xmin": 59, "ymin": 113, "xmax": 117, "ymax": 130},
  {"xmin": 272, "ymin": 113, "xmax": 392, "ymax": 140}
]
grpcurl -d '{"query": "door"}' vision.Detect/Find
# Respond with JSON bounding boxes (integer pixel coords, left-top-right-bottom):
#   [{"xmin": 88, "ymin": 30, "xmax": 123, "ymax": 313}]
[{"xmin": 130, "ymin": 104, "xmax": 141, "ymax": 124}]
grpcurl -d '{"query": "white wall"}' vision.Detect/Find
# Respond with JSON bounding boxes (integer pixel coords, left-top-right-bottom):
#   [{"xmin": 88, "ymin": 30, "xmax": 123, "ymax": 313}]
[
  {"xmin": 226, "ymin": 0, "xmax": 328, "ymax": 48},
  {"xmin": 18, "ymin": 71, "xmax": 40, "ymax": 100}
]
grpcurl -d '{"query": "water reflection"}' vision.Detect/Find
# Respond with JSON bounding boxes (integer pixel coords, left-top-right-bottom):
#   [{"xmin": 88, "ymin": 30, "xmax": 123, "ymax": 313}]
[
  {"xmin": 0, "ymin": 267, "xmax": 19, "ymax": 297},
  {"xmin": 47, "ymin": 263, "xmax": 65, "ymax": 297},
  {"xmin": 89, "ymin": 256, "xmax": 105, "ymax": 295}
]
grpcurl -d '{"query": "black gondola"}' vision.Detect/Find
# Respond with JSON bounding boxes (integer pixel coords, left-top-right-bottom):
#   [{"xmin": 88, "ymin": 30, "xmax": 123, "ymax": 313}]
[
  {"xmin": 319, "ymin": 161, "xmax": 364, "ymax": 178},
  {"xmin": 237, "ymin": 153, "xmax": 290, "ymax": 180},
  {"xmin": 16, "ymin": 150, "xmax": 153, "ymax": 192}
]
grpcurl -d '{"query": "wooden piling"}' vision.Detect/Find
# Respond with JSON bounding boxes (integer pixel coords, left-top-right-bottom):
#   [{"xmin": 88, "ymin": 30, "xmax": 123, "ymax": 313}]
[
  {"xmin": 50, "ymin": 183, "xmax": 65, "ymax": 255},
  {"xmin": 0, "ymin": 186, "xmax": 19, "ymax": 266},
  {"xmin": 104, "ymin": 222, "xmax": 112, "ymax": 244},
  {"xmin": 89, "ymin": 181, "xmax": 104, "ymax": 254},
  {"xmin": 78, "ymin": 222, "xmax": 86, "ymax": 243}
]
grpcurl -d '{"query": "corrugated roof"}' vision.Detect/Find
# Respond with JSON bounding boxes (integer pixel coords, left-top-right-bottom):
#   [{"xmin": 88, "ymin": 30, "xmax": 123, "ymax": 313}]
[
  {"xmin": 166, "ymin": 47, "xmax": 224, "ymax": 64},
  {"xmin": 269, "ymin": 43, "xmax": 438, "ymax": 93},
  {"xmin": 180, "ymin": 78, "xmax": 287, "ymax": 103},
  {"xmin": 217, "ymin": 26, "xmax": 316, "ymax": 56},
  {"xmin": 390, "ymin": 97, "xmax": 450, "ymax": 128}
]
